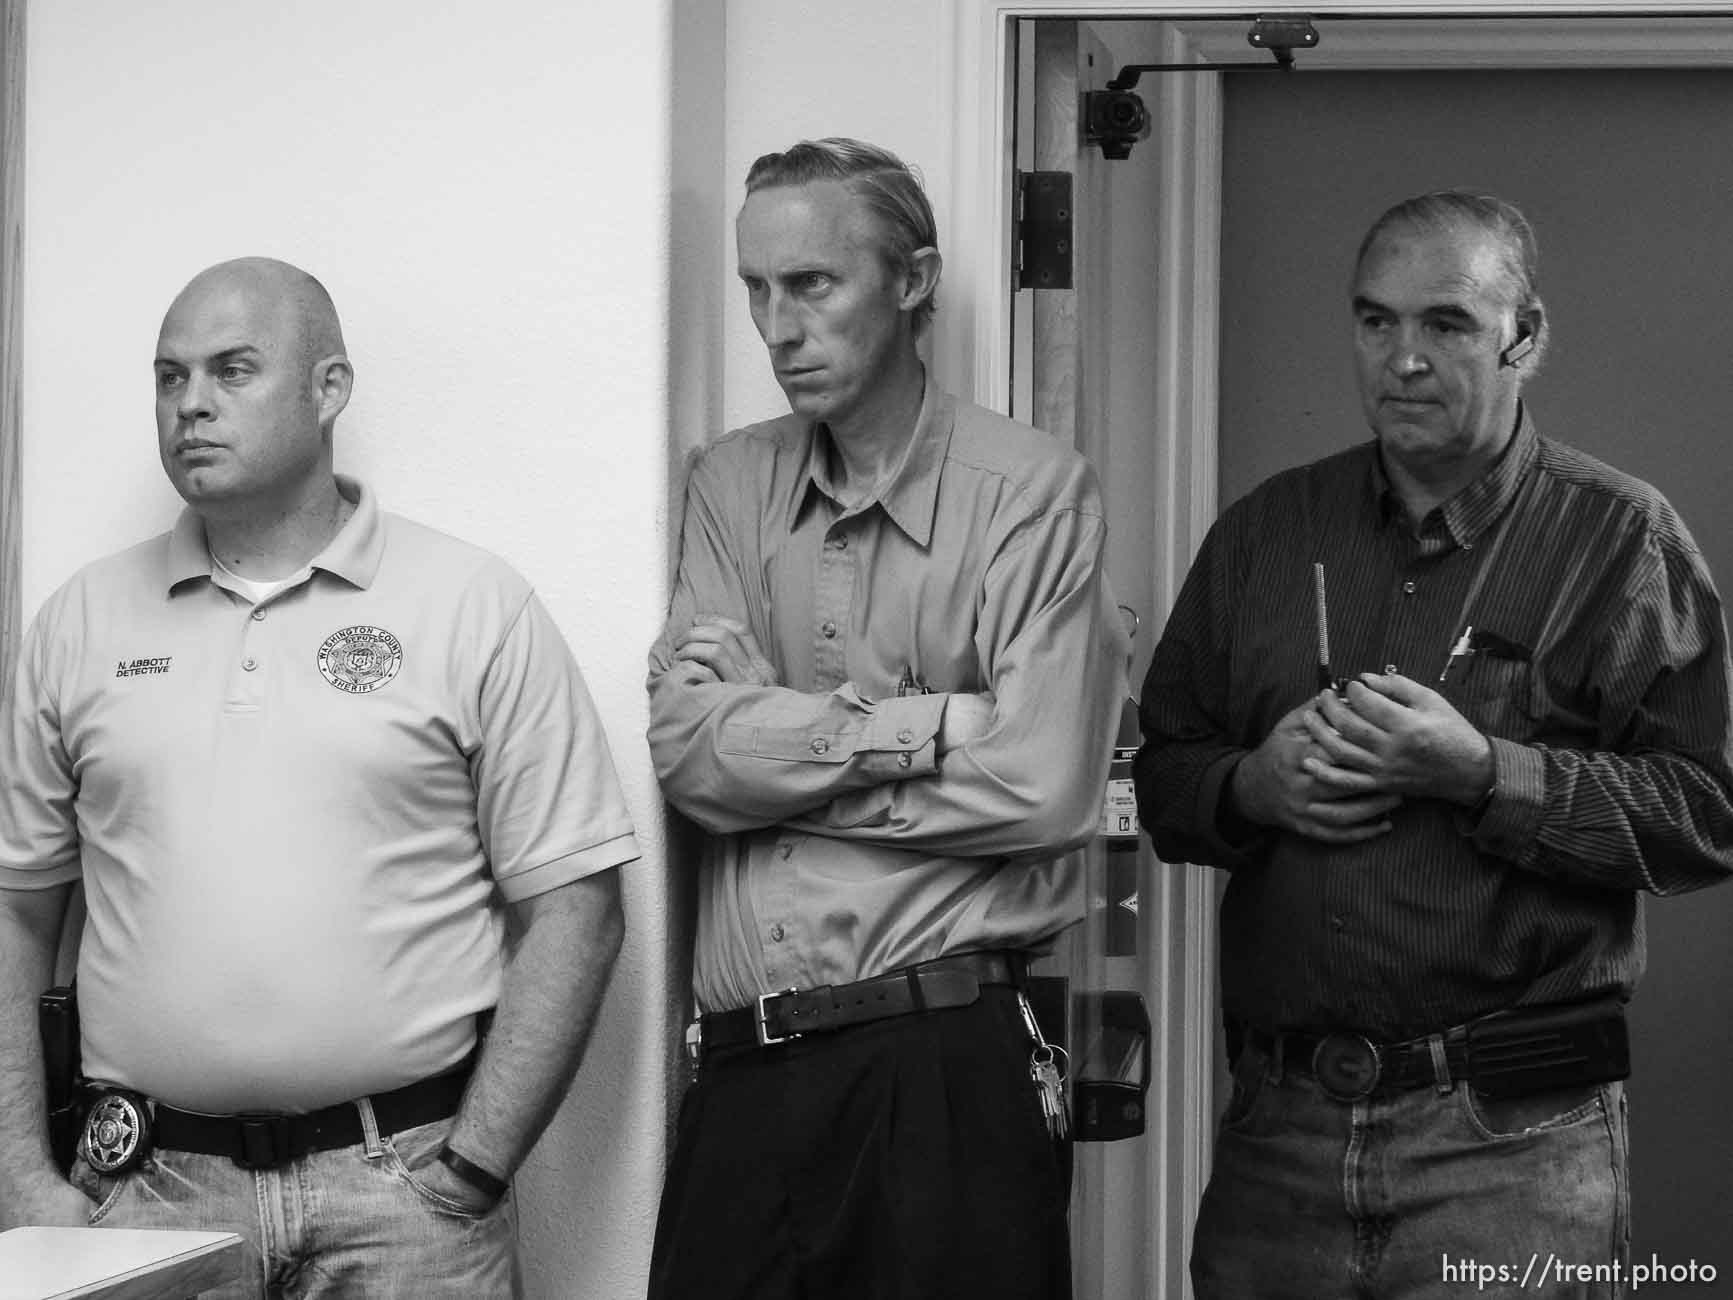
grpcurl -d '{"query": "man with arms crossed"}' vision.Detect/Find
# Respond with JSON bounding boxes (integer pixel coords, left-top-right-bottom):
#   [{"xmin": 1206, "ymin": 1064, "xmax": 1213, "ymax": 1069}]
[
  {"xmin": 0, "ymin": 258, "xmax": 636, "ymax": 1297},
  {"xmin": 1136, "ymin": 192, "xmax": 1733, "ymax": 1299},
  {"xmin": 646, "ymin": 138, "xmax": 1122, "ymax": 1300}
]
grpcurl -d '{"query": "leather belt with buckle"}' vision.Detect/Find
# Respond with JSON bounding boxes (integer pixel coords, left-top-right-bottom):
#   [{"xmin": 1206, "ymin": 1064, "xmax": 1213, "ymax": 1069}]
[
  {"xmin": 81, "ymin": 1058, "xmax": 473, "ymax": 1173},
  {"xmin": 1244, "ymin": 998, "xmax": 1629, "ymax": 1103},
  {"xmin": 1248, "ymin": 1025, "xmax": 1470, "ymax": 1102},
  {"xmin": 690, "ymin": 950, "xmax": 1024, "ymax": 1061}
]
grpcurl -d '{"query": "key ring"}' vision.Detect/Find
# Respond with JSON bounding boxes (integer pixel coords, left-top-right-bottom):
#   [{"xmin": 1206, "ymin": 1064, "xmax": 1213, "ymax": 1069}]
[{"xmin": 1031, "ymin": 1042, "xmax": 1071, "ymax": 1080}]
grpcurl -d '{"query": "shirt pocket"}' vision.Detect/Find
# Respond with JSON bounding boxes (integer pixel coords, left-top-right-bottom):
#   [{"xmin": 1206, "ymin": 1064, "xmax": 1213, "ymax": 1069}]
[{"xmin": 1450, "ymin": 652, "xmax": 1539, "ymax": 742}]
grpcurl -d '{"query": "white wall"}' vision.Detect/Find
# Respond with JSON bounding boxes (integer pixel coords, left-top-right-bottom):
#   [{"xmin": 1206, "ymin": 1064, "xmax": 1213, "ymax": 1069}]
[
  {"xmin": 22, "ymin": 2, "xmax": 675, "ymax": 1294},
  {"xmin": 720, "ymin": 0, "xmax": 953, "ymax": 430},
  {"xmin": 672, "ymin": 0, "xmax": 729, "ymax": 462}
]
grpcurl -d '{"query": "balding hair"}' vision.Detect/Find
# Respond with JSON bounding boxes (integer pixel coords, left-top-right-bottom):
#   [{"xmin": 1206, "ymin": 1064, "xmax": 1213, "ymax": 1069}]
[{"xmin": 170, "ymin": 256, "xmax": 347, "ymax": 369}]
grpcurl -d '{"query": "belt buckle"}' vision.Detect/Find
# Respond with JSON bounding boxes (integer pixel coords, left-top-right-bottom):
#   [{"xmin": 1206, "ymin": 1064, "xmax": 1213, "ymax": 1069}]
[
  {"xmin": 755, "ymin": 987, "xmax": 802, "ymax": 1046},
  {"xmin": 1312, "ymin": 1033, "xmax": 1382, "ymax": 1102},
  {"xmin": 81, "ymin": 1091, "xmax": 153, "ymax": 1174}
]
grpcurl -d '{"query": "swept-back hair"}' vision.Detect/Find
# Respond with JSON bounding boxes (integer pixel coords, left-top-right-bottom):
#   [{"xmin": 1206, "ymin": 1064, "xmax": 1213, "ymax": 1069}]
[{"xmin": 745, "ymin": 137, "xmax": 940, "ymax": 331}]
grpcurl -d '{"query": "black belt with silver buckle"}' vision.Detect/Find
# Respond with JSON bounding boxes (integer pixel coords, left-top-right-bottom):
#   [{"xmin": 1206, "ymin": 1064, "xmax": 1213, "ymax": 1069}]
[
  {"xmin": 1250, "ymin": 1027, "xmax": 1466, "ymax": 1102},
  {"xmin": 85, "ymin": 1059, "xmax": 473, "ymax": 1174},
  {"xmin": 1245, "ymin": 997, "xmax": 1630, "ymax": 1103},
  {"xmin": 696, "ymin": 951, "xmax": 1025, "ymax": 1056}
]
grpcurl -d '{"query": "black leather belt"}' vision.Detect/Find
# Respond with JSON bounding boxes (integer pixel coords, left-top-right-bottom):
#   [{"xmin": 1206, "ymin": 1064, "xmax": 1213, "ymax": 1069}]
[
  {"xmin": 150, "ymin": 1060, "xmax": 472, "ymax": 1170},
  {"xmin": 696, "ymin": 951, "xmax": 1024, "ymax": 1055},
  {"xmin": 1248, "ymin": 1025, "xmax": 1469, "ymax": 1101},
  {"xmin": 1245, "ymin": 998, "xmax": 1629, "ymax": 1103}
]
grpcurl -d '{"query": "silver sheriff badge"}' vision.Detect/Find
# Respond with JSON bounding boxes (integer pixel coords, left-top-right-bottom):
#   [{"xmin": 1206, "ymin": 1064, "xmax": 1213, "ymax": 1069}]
[{"xmin": 81, "ymin": 1092, "xmax": 151, "ymax": 1174}]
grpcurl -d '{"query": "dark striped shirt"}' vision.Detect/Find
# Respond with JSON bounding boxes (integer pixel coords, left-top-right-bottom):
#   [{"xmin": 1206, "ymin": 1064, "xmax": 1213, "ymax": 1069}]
[{"xmin": 1134, "ymin": 409, "xmax": 1733, "ymax": 1037}]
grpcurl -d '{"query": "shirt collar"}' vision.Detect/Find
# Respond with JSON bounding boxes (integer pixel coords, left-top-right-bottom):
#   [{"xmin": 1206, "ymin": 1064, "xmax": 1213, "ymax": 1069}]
[
  {"xmin": 786, "ymin": 370, "xmax": 954, "ymax": 547},
  {"xmin": 162, "ymin": 475, "xmax": 384, "ymax": 594},
  {"xmin": 1370, "ymin": 403, "xmax": 1539, "ymax": 549}
]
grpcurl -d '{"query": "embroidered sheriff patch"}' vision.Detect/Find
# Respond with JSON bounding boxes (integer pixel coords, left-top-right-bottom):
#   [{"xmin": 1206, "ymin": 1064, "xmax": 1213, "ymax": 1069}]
[{"xmin": 316, "ymin": 625, "xmax": 403, "ymax": 694}]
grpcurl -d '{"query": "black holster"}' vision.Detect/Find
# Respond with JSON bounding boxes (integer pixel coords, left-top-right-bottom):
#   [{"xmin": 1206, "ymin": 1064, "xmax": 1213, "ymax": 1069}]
[
  {"xmin": 1465, "ymin": 997, "xmax": 1630, "ymax": 1098},
  {"xmin": 39, "ymin": 984, "xmax": 83, "ymax": 1173}
]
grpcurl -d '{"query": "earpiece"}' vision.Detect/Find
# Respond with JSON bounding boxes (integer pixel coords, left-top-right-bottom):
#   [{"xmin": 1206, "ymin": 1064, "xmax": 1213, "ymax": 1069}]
[{"xmin": 1498, "ymin": 332, "xmax": 1536, "ymax": 369}]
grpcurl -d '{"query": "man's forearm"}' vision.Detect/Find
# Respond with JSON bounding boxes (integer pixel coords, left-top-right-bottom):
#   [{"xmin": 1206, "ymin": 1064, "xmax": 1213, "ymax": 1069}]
[
  {"xmin": 782, "ymin": 621, "xmax": 1124, "ymax": 858},
  {"xmin": 647, "ymin": 668, "xmax": 943, "ymax": 833},
  {"xmin": 0, "ymin": 884, "xmax": 75, "ymax": 1208},
  {"xmin": 441, "ymin": 870, "xmax": 624, "ymax": 1182},
  {"xmin": 782, "ymin": 691, "xmax": 1115, "ymax": 858}
]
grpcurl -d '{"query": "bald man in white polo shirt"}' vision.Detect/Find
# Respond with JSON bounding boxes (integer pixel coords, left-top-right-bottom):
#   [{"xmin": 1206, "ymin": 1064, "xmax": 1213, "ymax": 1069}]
[{"xmin": 0, "ymin": 258, "xmax": 637, "ymax": 1297}]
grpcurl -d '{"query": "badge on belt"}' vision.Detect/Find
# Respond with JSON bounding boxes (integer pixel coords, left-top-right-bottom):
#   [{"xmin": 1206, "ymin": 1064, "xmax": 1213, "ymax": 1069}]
[{"xmin": 80, "ymin": 1090, "xmax": 153, "ymax": 1174}]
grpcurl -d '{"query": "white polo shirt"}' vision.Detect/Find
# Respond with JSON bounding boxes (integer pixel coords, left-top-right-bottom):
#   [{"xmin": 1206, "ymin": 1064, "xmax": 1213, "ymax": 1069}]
[{"xmin": 0, "ymin": 478, "xmax": 639, "ymax": 1111}]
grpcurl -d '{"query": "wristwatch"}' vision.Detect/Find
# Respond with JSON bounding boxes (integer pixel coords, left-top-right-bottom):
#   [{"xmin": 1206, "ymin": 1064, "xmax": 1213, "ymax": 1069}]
[{"xmin": 437, "ymin": 1144, "xmax": 509, "ymax": 1205}]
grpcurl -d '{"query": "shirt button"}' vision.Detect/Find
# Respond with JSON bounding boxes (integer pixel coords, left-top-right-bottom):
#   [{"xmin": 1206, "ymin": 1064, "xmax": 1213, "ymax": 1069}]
[
  {"xmin": 897, "ymin": 729, "xmax": 914, "ymax": 744},
  {"xmin": 1331, "ymin": 915, "xmax": 1346, "ymax": 931},
  {"xmin": 250, "ymin": 607, "xmax": 266, "ymax": 621},
  {"xmin": 1384, "ymin": 663, "xmax": 1398, "ymax": 674},
  {"xmin": 810, "ymin": 737, "xmax": 830, "ymax": 755},
  {"xmin": 897, "ymin": 753, "xmax": 912, "ymax": 769},
  {"xmin": 1401, "ymin": 581, "xmax": 1416, "ymax": 595},
  {"xmin": 770, "ymin": 924, "xmax": 785, "ymax": 942},
  {"xmin": 820, "ymin": 621, "xmax": 837, "ymax": 639},
  {"xmin": 829, "ymin": 535, "xmax": 848, "ymax": 551},
  {"xmin": 242, "ymin": 657, "xmax": 258, "ymax": 672}
]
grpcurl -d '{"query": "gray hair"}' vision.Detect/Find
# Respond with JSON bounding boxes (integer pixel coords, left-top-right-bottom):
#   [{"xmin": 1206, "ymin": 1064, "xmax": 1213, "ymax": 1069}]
[
  {"xmin": 744, "ymin": 137, "xmax": 939, "ymax": 332},
  {"xmin": 1355, "ymin": 190, "xmax": 1548, "ymax": 371}
]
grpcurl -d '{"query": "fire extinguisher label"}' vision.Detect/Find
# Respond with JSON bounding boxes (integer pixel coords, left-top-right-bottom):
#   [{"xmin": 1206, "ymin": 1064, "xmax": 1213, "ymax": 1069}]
[{"xmin": 1100, "ymin": 746, "xmax": 1140, "ymax": 840}]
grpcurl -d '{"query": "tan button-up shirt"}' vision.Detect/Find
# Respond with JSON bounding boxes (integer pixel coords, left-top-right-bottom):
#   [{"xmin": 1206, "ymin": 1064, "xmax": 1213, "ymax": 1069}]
[{"xmin": 649, "ymin": 377, "xmax": 1123, "ymax": 1013}]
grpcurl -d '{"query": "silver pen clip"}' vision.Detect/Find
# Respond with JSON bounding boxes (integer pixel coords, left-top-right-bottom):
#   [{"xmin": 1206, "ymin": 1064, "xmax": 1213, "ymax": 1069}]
[{"xmin": 1438, "ymin": 625, "xmax": 1475, "ymax": 683}]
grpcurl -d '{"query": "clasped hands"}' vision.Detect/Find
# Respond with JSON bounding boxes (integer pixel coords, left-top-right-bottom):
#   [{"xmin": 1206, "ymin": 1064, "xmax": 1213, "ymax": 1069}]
[{"xmin": 1231, "ymin": 672, "xmax": 1494, "ymax": 845}]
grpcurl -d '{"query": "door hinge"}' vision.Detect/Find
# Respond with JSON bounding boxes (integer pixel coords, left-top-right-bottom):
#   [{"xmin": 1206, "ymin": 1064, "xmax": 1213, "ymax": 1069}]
[{"xmin": 1016, "ymin": 170, "xmax": 1073, "ymax": 290}]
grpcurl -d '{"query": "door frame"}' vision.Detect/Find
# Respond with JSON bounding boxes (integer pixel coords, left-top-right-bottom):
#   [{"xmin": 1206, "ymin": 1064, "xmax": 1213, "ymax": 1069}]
[
  {"xmin": 2, "ymin": 0, "xmax": 24, "ymax": 691},
  {"xmin": 939, "ymin": 3, "xmax": 1733, "ymax": 1292}
]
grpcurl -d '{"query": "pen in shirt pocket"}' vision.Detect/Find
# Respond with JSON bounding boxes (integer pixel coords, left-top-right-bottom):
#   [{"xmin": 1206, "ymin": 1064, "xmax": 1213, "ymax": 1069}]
[
  {"xmin": 1438, "ymin": 626, "xmax": 1475, "ymax": 684},
  {"xmin": 1438, "ymin": 627, "xmax": 1532, "ymax": 684}
]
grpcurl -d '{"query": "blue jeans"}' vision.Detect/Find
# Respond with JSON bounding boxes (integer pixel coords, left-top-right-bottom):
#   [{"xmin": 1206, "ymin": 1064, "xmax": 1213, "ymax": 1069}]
[
  {"xmin": 1192, "ymin": 1039, "xmax": 1629, "ymax": 1299},
  {"xmin": 69, "ymin": 1107, "xmax": 518, "ymax": 1299}
]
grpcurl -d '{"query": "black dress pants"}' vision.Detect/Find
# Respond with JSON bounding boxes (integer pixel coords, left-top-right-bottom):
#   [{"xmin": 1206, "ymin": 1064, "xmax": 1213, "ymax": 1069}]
[{"xmin": 648, "ymin": 987, "xmax": 1072, "ymax": 1300}]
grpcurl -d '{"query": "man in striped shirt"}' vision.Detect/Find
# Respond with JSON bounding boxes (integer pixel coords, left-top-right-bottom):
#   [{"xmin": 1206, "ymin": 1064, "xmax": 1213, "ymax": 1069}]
[{"xmin": 1137, "ymin": 192, "xmax": 1733, "ymax": 1298}]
